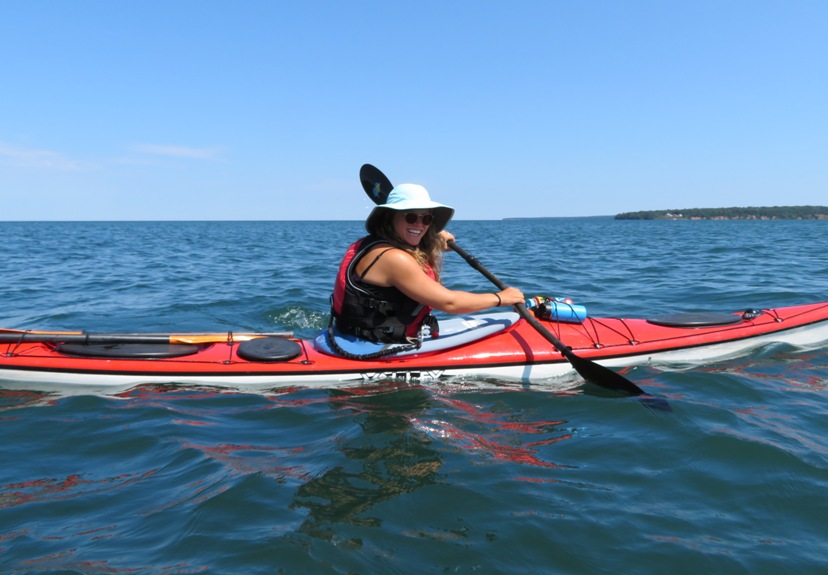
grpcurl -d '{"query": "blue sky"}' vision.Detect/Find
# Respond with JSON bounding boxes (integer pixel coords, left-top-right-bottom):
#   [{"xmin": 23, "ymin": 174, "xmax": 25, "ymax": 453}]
[{"xmin": 2, "ymin": 1, "xmax": 826, "ymax": 220}]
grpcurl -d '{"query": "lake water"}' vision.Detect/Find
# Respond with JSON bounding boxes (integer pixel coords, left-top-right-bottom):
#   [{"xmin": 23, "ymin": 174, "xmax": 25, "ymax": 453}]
[{"xmin": 1, "ymin": 218, "xmax": 827, "ymax": 574}]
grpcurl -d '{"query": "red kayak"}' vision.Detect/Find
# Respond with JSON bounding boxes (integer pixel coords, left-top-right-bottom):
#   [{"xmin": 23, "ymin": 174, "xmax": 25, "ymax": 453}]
[{"xmin": 1, "ymin": 301, "xmax": 827, "ymax": 395}]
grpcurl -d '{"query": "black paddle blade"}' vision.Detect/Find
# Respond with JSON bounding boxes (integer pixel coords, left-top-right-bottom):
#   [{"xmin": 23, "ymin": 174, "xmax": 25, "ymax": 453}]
[
  {"xmin": 566, "ymin": 351, "xmax": 645, "ymax": 396},
  {"xmin": 359, "ymin": 164, "xmax": 394, "ymax": 205},
  {"xmin": 571, "ymin": 353, "xmax": 672, "ymax": 412}
]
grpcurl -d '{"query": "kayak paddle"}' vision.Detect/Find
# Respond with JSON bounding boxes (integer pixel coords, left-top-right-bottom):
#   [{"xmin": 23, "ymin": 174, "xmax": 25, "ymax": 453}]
[
  {"xmin": 0, "ymin": 329, "xmax": 291, "ymax": 345},
  {"xmin": 447, "ymin": 240, "xmax": 646, "ymax": 396},
  {"xmin": 358, "ymin": 163, "xmax": 651, "ymax": 398}
]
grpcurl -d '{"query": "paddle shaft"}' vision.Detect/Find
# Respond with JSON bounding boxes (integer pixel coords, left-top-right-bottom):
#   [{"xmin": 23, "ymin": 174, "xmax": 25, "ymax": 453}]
[
  {"xmin": 446, "ymin": 240, "xmax": 572, "ymax": 351},
  {"xmin": 447, "ymin": 240, "xmax": 645, "ymax": 396},
  {"xmin": 0, "ymin": 331, "xmax": 291, "ymax": 345}
]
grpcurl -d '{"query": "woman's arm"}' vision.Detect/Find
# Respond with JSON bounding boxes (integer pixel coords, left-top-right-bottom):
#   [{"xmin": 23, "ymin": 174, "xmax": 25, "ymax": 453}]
[{"xmin": 367, "ymin": 249, "xmax": 524, "ymax": 314}]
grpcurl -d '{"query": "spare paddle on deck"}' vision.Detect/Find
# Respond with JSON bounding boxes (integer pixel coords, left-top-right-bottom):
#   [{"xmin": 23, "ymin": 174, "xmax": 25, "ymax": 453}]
[
  {"xmin": 0, "ymin": 330, "xmax": 292, "ymax": 346},
  {"xmin": 446, "ymin": 241, "xmax": 646, "ymax": 396}
]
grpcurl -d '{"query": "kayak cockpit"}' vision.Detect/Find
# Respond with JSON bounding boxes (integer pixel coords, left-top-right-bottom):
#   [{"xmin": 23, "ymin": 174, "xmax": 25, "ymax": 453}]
[{"xmin": 314, "ymin": 312, "xmax": 521, "ymax": 359}]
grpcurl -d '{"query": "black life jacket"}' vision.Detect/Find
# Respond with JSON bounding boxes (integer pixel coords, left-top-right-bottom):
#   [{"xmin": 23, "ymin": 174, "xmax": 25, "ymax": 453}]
[{"xmin": 331, "ymin": 236, "xmax": 436, "ymax": 343}]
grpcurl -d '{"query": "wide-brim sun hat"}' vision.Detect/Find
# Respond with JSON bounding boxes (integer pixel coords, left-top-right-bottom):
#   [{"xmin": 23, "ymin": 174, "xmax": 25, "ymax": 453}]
[{"xmin": 365, "ymin": 183, "xmax": 455, "ymax": 235}]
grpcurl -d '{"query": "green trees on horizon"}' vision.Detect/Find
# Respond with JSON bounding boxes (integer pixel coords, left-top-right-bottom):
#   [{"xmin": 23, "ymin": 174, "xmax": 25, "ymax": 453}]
[{"xmin": 615, "ymin": 206, "xmax": 828, "ymax": 220}]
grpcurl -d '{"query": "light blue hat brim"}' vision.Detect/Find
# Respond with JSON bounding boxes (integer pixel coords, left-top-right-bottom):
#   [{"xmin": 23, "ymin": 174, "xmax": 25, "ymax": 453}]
[{"xmin": 365, "ymin": 183, "xmax": 454, "ymax": 234}]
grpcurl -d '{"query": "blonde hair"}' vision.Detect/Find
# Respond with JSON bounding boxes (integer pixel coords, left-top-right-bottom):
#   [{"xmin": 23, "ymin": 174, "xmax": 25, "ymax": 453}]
[{"xmin": 373, "ymin": 210, "xmax": 443, "ymax": 280}]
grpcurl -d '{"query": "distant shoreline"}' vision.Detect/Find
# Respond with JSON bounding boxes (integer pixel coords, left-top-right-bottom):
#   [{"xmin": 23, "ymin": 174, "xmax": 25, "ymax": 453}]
[{"xmin": 614, "ymin": 206, "xmax": 828, "ymax": 220}]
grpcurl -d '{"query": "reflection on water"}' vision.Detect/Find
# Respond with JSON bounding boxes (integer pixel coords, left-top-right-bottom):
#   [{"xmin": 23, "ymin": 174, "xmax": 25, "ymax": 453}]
[
  {"xmin": 0, "ymin": 389, "xmax": 56, "ymax": 412},
  {"xmin": 289, "ymin": 383, "xmax": 576, "ymax": 541},
  {"xmin": 290, "ymin": 385, "xmax": 441, "ymax": 540}
]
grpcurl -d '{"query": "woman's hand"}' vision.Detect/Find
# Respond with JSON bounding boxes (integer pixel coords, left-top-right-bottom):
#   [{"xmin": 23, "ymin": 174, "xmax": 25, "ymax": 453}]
[
  {"xmin": 437, "ymin": 230, "xmax": 456, "ymax": 252},
  {"xmin": 496, "ymin": 287, "xmax": 525, "ymax": 307}
]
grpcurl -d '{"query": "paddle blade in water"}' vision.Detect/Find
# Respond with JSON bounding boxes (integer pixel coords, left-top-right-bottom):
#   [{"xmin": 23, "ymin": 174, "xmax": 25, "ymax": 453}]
[{"xmin": 566, "ymin": 352, "xmax": 644, "ymax": 396}]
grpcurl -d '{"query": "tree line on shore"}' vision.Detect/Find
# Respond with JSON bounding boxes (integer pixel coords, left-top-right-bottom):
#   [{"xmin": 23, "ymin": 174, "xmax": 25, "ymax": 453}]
[{"xmin": 615, "ymin": 206, "xmax": 828, "ymax": 220}]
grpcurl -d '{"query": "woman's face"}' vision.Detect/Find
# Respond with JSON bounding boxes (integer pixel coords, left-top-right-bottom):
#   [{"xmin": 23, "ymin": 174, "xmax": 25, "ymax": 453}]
[{"xmin": 393, "ymin": 210, "xmax": 433, "ymax": 246}]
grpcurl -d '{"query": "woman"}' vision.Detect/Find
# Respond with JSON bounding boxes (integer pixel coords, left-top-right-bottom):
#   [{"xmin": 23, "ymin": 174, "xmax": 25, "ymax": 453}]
[{"xmin": 332, "ymin": 183, "xmax": 524, "ymax": 343}]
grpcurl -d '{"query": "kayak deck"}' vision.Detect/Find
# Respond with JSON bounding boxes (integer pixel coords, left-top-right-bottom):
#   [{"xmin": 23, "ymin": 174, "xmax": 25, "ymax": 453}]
[{"xmin": 2, "ymin": 302, "xmax": 828, "ymax": 393}]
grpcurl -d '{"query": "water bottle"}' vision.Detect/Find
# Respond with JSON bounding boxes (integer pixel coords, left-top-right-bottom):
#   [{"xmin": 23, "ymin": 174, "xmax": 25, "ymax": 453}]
[{"xmin": 526, "ymin": 296, "xmax": 587, "ymax": 324}]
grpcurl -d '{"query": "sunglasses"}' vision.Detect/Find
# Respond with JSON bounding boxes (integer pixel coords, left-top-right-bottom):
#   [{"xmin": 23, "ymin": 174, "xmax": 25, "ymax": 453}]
[{"xmin": 403, "ymin": 212, "xmax": 434, "ymax": 225}]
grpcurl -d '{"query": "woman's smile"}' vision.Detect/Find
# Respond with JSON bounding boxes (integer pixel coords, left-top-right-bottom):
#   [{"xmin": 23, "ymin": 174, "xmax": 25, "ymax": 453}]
[{"xmin": 395, "ymin": 211, "xmax": 431, "ymax": 245}]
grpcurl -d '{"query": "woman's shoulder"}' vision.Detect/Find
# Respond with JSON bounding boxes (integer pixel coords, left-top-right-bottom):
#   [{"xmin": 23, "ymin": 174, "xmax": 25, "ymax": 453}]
[
  {"xmin": 361, "ymin": 243, "xmax": 419, "ymax": 269},
  {"xmin": 362, "ymin": 243, "xmax": 410, "ymax": 262}
]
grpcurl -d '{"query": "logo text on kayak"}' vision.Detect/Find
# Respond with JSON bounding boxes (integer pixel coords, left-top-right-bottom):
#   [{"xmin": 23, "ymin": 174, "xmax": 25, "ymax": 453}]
[{"xmin": 361, "ymin": 370, "xmax": 445, "ymax": 382}]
